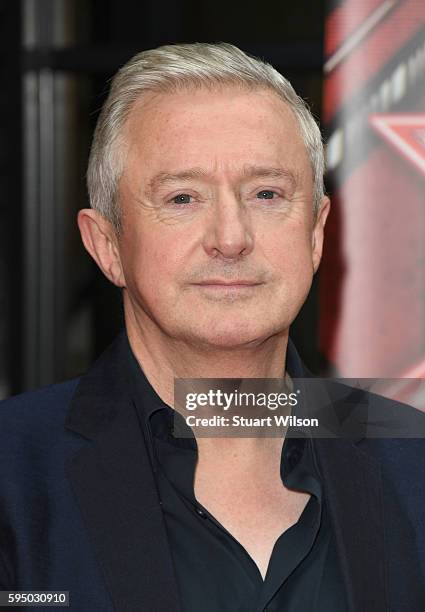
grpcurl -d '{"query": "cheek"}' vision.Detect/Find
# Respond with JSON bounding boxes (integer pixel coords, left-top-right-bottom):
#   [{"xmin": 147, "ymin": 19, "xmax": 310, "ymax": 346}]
[
  {"xmin": 122, "ymin": 227, "xmax": 187, "ymax": 298},
  {"xmin": 263, "ymin": 225, "xmax": 313, "ymax": 275}
]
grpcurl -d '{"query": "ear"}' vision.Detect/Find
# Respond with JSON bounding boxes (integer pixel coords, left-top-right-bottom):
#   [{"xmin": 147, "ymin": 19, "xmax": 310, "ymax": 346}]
[
  {"xmin": 77, "ymin": 209, "xmax": 126, "ymax": 288},
  {"xmin": 311, "ymin": 196, "xmax": 331, "ymax": 274}
]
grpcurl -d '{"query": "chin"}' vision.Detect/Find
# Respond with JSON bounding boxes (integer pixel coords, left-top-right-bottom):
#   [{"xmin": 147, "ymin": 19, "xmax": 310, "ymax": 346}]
[{"xmin": 184, "ymin": 317, "xmax": 285, "ymax": 349}]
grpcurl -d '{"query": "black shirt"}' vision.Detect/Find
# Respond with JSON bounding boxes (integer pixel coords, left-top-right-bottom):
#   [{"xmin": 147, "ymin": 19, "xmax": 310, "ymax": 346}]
[{"xmin": 126, "ymin": 341, "xmax": 347, "ymax": 611}]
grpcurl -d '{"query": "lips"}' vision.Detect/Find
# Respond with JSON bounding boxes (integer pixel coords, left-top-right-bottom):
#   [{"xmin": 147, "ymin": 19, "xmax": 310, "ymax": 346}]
[{"xmin": 195, "ymin": 280, "xmax": 261, "ymax": 286}]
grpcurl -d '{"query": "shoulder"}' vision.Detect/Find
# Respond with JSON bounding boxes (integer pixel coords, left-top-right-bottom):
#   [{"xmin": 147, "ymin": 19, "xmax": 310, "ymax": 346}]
[
  {"xmin": 0, "ymin": 378, "xmax": 88, "ymax": 510},
  {"xmin": 0, "ymin": 379, "xmax": 80, "ymax": 448},
  {"xmin": 0, "ymin": 377, "xmax": 80, "ymax": 414},
  {"xmin": 337, "ymin": 381, "xmax": 425, "ymax": 465},
  {"xmin": 314, "ymin": 377, "xmax": 425, "ymax": 495},
  {"xmin": 321, "ymin": 377, "xmax": 425, "ymax": 437}
]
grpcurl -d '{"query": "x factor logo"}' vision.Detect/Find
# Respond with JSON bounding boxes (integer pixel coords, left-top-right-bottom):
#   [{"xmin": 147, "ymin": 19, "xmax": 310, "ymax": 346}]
[{"xmin": 370, "ymin": 114, "xmax": 425, "ymax": 178}]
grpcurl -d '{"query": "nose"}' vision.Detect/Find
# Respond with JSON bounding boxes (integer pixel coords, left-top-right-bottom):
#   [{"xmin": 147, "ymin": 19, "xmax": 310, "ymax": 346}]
[{"xmin": 203, "ymin": 193, "xmax": 254, "ymax": 260}]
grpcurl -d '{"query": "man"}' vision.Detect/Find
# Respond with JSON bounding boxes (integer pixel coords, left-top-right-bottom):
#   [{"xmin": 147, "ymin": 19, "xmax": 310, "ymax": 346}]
[{"xmin": 0, "ymin": 43, "xmax": 424, "ymax": 611}]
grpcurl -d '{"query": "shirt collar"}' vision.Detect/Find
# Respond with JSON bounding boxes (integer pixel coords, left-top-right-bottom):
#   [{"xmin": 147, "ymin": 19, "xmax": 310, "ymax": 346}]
[
  {"xmin": 126, "ymin": 333, "xmax": 308, "ymax": 423},
  {"xmin": 125, "ymin": 332, "xmax": 320, "ymax": 490}
]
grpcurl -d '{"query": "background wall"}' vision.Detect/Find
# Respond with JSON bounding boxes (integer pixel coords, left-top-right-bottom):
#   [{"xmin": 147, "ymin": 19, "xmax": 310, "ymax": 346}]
[{"xmin": 1, "ymin": 0, "xmax": 326, "ymax": 397}]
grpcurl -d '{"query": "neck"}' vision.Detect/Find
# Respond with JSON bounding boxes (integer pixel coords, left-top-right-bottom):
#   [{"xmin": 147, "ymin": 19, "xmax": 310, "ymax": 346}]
[{"xmin": 124, "ymin": 306, "xmax": 290, "ymax": 409}]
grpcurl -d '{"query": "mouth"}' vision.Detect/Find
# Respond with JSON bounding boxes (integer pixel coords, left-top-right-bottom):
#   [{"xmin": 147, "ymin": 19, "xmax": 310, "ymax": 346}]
[
  {"xmin": 190, "ymin": 280, "xmax": 264, "ymax": 299},
  {"xmin": 194, "ymin": 280, "xmax": 263, "ymax": 287}
]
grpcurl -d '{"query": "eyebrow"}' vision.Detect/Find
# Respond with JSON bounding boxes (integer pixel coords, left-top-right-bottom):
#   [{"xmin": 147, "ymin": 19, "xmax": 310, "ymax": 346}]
[{"xmin": 147, "ymin": 165, "xmax": 298, "ymax": 193}]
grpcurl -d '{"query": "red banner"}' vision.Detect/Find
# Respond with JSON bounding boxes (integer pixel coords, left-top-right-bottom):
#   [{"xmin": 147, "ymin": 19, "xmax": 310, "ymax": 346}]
[{"xmin": 321, "ymin": 0, "xmax": 425, "ymax": 382}]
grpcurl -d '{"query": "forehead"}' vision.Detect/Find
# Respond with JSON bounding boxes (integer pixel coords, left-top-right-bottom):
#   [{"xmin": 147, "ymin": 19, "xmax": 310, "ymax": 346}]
[{"xmin": 122, "ymin": 86, "xmax": 311, "ymax": 184}]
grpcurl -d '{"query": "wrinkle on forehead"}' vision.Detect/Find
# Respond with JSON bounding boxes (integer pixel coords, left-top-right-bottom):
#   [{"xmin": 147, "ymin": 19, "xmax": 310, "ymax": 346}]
[{"xmin": 146, "ymin": 164, "xmax": 300, "ymax": 196}]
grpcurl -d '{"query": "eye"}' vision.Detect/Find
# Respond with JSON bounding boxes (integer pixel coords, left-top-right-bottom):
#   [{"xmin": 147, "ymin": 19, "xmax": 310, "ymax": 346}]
[
  {"xmin": 171, "ymin": 193, "xmax": 192, "ymax": 204},
  {"xmin": 256, "ymin": 190, "xmax": 278, "ymax": 200}
]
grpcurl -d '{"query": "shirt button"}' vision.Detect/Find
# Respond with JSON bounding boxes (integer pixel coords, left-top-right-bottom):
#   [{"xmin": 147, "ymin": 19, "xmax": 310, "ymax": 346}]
[{"xmin": 195, "ymin": 506, "xmax": 207, "ymax": 519}]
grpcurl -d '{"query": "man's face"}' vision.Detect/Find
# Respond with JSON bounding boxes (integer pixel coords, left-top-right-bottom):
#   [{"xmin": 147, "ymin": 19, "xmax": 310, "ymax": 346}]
[{"xmin": 116, "ymin": 87, "xmax": 328, "ymax": 348}]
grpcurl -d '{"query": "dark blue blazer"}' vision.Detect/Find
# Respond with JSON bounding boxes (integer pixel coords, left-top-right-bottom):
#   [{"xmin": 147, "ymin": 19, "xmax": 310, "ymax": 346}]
[{"xmin": 1, "ymin": 332, "xmax": 425, "ymax": 611}]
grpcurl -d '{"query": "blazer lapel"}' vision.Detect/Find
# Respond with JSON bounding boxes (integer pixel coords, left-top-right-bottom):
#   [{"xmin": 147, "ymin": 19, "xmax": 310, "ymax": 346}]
[
  {"xmin": 64, "ymin": 333, "xmax": 182, "ymax": 612},
  {"xmin": 288, "ymin": 340, "xmax": 388, "ymax": 611},
  {"xmin": 313, "ymin": 438, "xmax": 387, "ymax": 612}
]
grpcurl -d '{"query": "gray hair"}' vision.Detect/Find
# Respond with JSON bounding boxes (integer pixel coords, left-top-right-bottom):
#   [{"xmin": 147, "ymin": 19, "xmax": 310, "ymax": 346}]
[{"xmin": 87, "ymin": 42, "xmax": 325, "ymax": 231}]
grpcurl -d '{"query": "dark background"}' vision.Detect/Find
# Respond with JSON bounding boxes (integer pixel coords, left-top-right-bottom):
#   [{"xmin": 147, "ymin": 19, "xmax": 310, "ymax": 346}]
[{"xmin": 1, "ymin": 0, "xmax": 326, "ymax": 397}]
